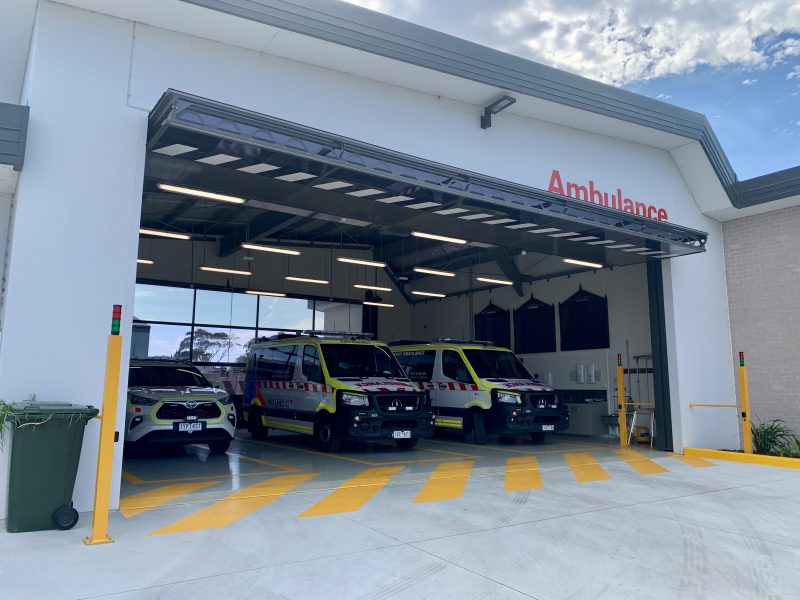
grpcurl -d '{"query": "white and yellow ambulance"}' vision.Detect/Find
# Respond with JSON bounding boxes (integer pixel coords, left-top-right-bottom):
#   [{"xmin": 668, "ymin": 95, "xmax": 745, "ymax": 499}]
[
  {"xmin": 243, "ymin": 333, "xmax": 434, "ymax": 451},
  {"xmin": 391, "ymin": 340, "xmax": 569, "ymax": 444}
]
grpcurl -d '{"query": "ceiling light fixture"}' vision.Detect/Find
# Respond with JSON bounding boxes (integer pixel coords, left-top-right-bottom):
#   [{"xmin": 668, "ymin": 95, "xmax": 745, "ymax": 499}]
[
  {"xmin": 413, "ymin": 267, "xmax": 455, "ymax": 278},
  {"xmin": 337, "ymin": 257, "xmax": 386, "ymax": 268},
  {"xmin": 136, "ymin": 259, "xmax": 154, "ymax": 265},
  {"xmin": 200, "ymin": 266, "xmax": 252, "ymax": 276},
  {"xmin": 363, "ymin": 301, "xmax": 394, "ymax": 308},
  {"xmin": 241, "ymin": 243, "xmax": 301, "ymax": 256},
  {"xmin": 286, "ymin": 276, "xmax": 329, "ymax": 285},
  {"xmin": 156, "ymin": 183, "xmax": 245, "ymax": 204},
  {"xmin": 354, "ymin": 284, "xmax": 392, "ymax": 292},
  {"xmin": 139, "ymin": 228, "xmax": 190, "ymax": 240},
  {"xmin": 476, "ymin": 276, "xmax": 514, "ymax": 286},
  {"xmin": 412, "ymin": 290, "xmax": 446, "ymax": 298},
  {"xmin": 411, "ymin": 231, "xmax": 467, "ymax": 245},
  {"xmin": 481, "ymin": 94, "xmax": 517, "ymax": 129},
  {"xmin": 563, "ymin": 258, "xmax": 604, "ymax": 269},
  {"xmin": 245, "ymin": 290, "xmax": 287, "ymax": 297}
]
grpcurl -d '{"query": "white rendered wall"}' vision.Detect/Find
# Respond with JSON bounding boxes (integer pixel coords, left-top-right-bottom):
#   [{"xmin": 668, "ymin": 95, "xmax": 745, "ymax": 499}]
[{"xmin": 0, "ymin": 3, "xmax": 146, "ymax": 513}]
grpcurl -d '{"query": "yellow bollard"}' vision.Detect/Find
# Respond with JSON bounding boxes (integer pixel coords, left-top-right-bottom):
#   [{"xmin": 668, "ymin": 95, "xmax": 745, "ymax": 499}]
[
  {"xmin": 738, "ymin": 351, "xmax": 753, "ymax": 455},
  {"xmin": 84, "ymin": 305, "xmax": 123, "ymax": 546},
  {"xmin": 616, "ymin": 354, "xmax": 628, "ymax": 447}
]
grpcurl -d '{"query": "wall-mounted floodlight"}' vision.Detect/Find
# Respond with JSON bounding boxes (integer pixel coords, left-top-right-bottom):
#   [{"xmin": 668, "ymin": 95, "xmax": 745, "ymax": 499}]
[{"xmin": 481, "ymin": 95, "xmax": 516, "ymax": 129}]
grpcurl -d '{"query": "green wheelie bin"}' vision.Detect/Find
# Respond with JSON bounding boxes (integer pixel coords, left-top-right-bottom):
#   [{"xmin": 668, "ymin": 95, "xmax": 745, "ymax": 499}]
[{"xmin": 5, "ymin": 402, "xmax": 98, "ymax": 533}]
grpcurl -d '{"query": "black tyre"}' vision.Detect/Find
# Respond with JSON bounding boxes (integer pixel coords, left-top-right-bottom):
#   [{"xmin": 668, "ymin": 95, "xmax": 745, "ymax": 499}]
[
  {"xmin": 530, "ymin": 431, "xmax": 546, "ymax": 444},
  {"xmin": 395, "ymin": 437, "xmax": 418, "ymax": 450},
  {"xmin": 52, "ymin": 505, "xmax": 79, "ymax": 531},
  {"xmin": 471, "ymin": 410, "xmax": 487, "ymax": 445},
  {"xmin": 208, "ymin": 440, "xmax": 231, "ymax": 454},
  {"xmin": 315, "ymin": 414, "xmax": 341, "ymax": 452},
  {"xmin": 248, "ymin": 409, "xmax": 269, "ymax": 441}
]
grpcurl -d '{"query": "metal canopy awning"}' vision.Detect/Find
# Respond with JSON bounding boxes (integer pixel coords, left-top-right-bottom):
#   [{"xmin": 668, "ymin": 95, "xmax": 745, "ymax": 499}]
[{"xmin": 144, "ymin": 90, "xmax": 707, "ymax": 296}]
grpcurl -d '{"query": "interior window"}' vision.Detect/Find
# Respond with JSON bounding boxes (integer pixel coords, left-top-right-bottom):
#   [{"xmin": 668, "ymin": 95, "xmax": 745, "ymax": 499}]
[
  {"xmin": 442, "ymin": 350, "xmax": 473, "ymax": 384},
  {"xmin": 302, "ymin": 345, "xmax": 324, "ymax": 383}
]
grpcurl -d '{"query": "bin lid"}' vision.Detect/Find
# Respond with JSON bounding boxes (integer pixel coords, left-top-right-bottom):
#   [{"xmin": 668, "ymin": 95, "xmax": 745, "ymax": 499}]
[{"xmin": 9, "ymin": 402, "xmax": 99, "ymax": 420}]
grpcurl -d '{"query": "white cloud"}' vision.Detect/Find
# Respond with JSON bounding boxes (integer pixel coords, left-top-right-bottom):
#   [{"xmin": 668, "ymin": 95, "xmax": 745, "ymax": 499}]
[
  {"xmin": 741, "ymin": 78, "xmax": 758, "ymax": 85},
  {"xmin": 788, "ymin": 66, "xmax": 800, "ymax": 79},
  {"xmin": 656, "ymin": 93, "xmax": 672, "ymax": 100},
  {"xmin": 343, "ymin": 0, "xmax": 800, "ymax": 85}
]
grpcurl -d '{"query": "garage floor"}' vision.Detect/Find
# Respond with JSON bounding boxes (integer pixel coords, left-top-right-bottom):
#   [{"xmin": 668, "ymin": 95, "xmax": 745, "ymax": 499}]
[{"xmin": 2, "ymin": 432, "xmax": 800, "ymax": 599}]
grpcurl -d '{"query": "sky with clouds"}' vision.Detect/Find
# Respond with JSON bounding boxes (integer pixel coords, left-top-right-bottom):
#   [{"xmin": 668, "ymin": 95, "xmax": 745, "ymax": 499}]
[{"xmin": 344, "ymin": 0, "xmax": 800, "ymax": 179}]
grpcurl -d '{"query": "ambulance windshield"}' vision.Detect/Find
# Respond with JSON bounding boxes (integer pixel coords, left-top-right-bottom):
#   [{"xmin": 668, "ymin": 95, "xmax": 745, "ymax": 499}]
[
  {"xmin": 320, "ymin": 344, "xmax": 406, "ymax": 379},
  {"xmin": 462, "ymin": 349, "xmax": 532, "ymax": 380}
]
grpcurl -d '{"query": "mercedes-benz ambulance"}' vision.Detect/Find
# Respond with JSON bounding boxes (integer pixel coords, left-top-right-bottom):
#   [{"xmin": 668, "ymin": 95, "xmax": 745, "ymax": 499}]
[
  {"xmin": 392, "ymin": 340, "xmax": 569, "ymax": 444},
  {"xmin": 243, "ymin": 333, "xmax": 435, "ymax": 451}
]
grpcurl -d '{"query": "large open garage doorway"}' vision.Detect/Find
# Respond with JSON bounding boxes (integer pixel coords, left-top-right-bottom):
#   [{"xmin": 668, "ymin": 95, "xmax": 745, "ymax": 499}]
[{"xmin": 123, "ymin": 90, "xmax": 707, "ymax": 508}]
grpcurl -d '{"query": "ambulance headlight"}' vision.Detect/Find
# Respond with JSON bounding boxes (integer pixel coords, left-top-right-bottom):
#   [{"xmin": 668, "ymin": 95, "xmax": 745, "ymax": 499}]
[
  {"xmin": 341, "ymin": 392, "xmax": 370, "ymax": 407},
  {"xmin": 497, "ymin": 391, "xmax": 522, "ymax": 405}
]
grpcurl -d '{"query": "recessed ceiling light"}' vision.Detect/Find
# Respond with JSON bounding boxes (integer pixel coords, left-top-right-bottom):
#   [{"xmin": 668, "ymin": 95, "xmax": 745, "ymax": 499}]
[
  {"xmin": 136, "ymin": 259, "xmax": 154, "ymax": 265},
  {"xmin": 606, "ymin": 243, "xmax": 636, "ymax": 250},
  {"xmin": 550, "ymin": 232, "xmax": 579, "ymax": 238},
  {"xmin": 286, "ymin": 276, "xmax": 329, "ymax": 285},
  {"xmin": 241, "ymin": 243, "xmax": 301, "ymax": 256},
  {"xmin": 237, "ymin": 163, "xmax": 280, "ymax": 174},
  {"xmin": 363, "ymin": 301, "xmax": 394, "ymax": 308},
  {"xmin": 157, "ymin": 183, "xmax": 245, "ymax": 204},
  {"xmin": 411, "ymin": 231, "xmax": 467, "ymax": 244},
  {"xmin": 200, "ymin": 266, "xmax": 252, "ymax": 276},
  {"xmin": 347, "ymin": 188, "xmax": 384, "ymax": 197},
  {"xmin": 586, "ymin": 239, "xmax": 617, "ymax": 245},
  {"xmin": 413, "ymin": 267, "xmax": 455, "ymax": 278},
  {"xmin": 276, "ymin": 172, "xmax": 316, "ymax": 182},
  {"xmin": 245, "ymin": 290, "xmax": 287, "ymax": 297},
  {"xmin": 153, "ymin": 144, "xmax": 197, "ymax": 156},
  {"xmin": 622, "ymin": 247, "xmax": 651, "ymax": 253},
  {"xmin": 568, "ymin": 236, "xmax": 600, "ymax": 242},
  {"xmin": 563, "ymin": 258, "xmax": 604, "ymax": 269},
  {"xmin": 377, "ymin": 195, "xmax": 414, "ymax": 204},
  {"xmin": 139, "ymin": 228, "xmax": 190, "ymax": 240},
  {"xmin": 404, "ymin": 202, "xmax": 442, "ymax": 210},
  {"xmin": 459, "ymin": 213, "xmax": 494, "ymax": 221},
  {"xmin": 196, "ymin": 153, "xmax": 240, "ymax": 165},
  {"xmin": 506, "ymin": 222, "xmax": 537, "ymax": 229},
  {"xmin": 314, "ymin": 181, "xmax": 353, "ymax": 190},
  {"xmin": 434, "ymin": 207, "xmax": 470, "ymax": 215},
  {"xmin": 483, "ymin": 218, "xmax": 516, "ymax": 225},
  {"xmin": 412, "ymin": 290, "xmax": 446, "ymax": 298},
  {"xmin": 530, "ymin": 227, "xmax": 560, "ymax": 234},
  {"xmin": 337, "ymin": 257, "xmax": 386, "ymax": 268},
  {"xmin": 354, "ymin": 284, "xmax": 392, "ymax": 292},
  {"xmin": 476, "ymin": 276, "xmax": 514, "ymax": 286}
]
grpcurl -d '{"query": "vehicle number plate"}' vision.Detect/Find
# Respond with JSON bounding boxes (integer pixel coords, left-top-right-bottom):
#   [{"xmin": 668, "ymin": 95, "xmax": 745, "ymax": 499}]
[
  {"xmin": 179, "ymin": 422, "xmax": 203, "ymax": 433},
  {"xmin": 392, "ymin": 430, "xmax": 411, "ymax": 439},
  {"xmin": 542, "ymin": 425, "xmax": 555, "ymax": 431}
]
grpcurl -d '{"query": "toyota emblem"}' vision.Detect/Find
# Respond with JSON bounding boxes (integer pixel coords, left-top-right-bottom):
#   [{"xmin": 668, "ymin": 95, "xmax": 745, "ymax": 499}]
[{"xmin": 186, "ymin": 400, "xmax": 198, "ymax": 409}]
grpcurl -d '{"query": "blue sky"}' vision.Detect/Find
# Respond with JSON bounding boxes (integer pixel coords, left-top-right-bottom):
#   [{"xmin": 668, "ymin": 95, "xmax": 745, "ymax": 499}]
[{"xmin": 344, "ymin": 0, "xmax": 800, "ymax": 180}]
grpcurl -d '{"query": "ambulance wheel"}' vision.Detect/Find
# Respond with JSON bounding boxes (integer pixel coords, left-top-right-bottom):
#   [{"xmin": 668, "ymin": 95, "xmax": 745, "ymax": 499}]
[
  {"xmin": 249, "ymin": 410, "xmax": 268, "ymax": 441},
  {"xmin": 53, "ymin": 505, "xmax": 79, "ymax": 530},
  {"xmin": 530, "ymin": 432, "xmax": 546, "ymax": 444},
  {"xmin": 315, "ymin": 414, "xmax": 341, "ymax": 452},
  {"xmin": 395, "ymin": 437, "xmax": 418, "ymax": 450},
  {"xmin": 471, "ymin": 410, "xmax": 487, "ymax": 445},
  {"xmin": 208, "ymin": 440, "xmax": 230, "ymax": 454}
]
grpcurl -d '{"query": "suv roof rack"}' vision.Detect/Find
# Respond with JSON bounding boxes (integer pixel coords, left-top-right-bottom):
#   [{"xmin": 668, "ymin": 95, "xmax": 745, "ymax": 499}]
[
  {"xmin": 387, "ymin": 340, "xmax": 429, "ymax": 347},
  {"xmin": 301, "ymin": 330, "xmax": 375, "ymax": 340},
  {"xmin": 431, "ymin": 338, "xmax": 496, "ymax": 346}
]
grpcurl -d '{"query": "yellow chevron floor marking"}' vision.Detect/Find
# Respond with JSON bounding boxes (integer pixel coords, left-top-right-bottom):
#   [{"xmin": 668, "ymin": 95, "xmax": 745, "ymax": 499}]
[
  {"xmin": 413, "ymin": 461, "xmax": 475, "ymax": 503},
  {"xmin": 148, "ymin": 473, "xmax": 319, "ymax": 536},
  {"xmin": 120, "ymin": 482, "xmax": 219, "ymax": 518},
  {"xmin": 615, "ymin": 448, "xmax": 668, "ymax": 475},
  {"xmin": 504, "ymin": 456, "xmax": 543, "ymax": 492},
  {"xmin": 298, "ymin": 466, "xmax": 403, "ymax": 518},
  {"xmin": 564, "ymin": 452, "xmax": 611, "ymax": 483},
  {"xmin": 672, "ymin": 454, "xmax": 716, "ymax": 468}
]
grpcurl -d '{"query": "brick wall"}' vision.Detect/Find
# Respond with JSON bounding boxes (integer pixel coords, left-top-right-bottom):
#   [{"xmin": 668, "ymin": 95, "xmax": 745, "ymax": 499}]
[{"xmin": 723, "ymin": 205, "xmax": 800, "ymax": 432}]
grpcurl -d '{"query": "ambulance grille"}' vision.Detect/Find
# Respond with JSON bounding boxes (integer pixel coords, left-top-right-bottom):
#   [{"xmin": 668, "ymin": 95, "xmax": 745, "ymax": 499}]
[{"xmin": 374, "ymin": 394, "xmax": 420, "ymax": 414}]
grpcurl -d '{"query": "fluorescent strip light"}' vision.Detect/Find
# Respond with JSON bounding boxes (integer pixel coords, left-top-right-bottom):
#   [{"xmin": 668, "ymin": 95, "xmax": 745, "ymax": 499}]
[
  {"xmin": 411, "ymin": 231, "xmax": 467, "ymax": 244},
  {"xmin": 639, "ymin": 250, "xmax": 667, "ymax": 256},
  {"xmin": 377, "ymin": 195, "xmax": 414, "ymax": 204},
  {"xmin": 434, "ymin": 207, "xmax": 470, "ymax": 215},
  {"xmin": 550, "ymin": 232, "xmax": 579, "ymax": 238},
  {"xmin": 347, "ymin": 188, "xmax": 384, "ymax": 197},
  {"xmin": 363, "ymin": 301, "xmax": 394, "ymax": 308},
  {"xmin": 245, "ymin": 290, "xmax": 286, "ymax": 297},
  {"xmin": 459, "ymin": 213, "xmax": 494, "ymax": 220},
  {"xmin": 286, "ymin": 276, "xmax": 329, "ymax": 285},
  {"xmin": 314, "ymin": 181, "xmax": 352, "ymax": 190},
  {"xmin": 483, "ymin": 218, "xmax": 516, "ymax": 225},
  {"xmin": 530, "ymin": 227, "xmax": 560, "ymax": 234},
  {"xmin": 563, "ymin": 258, "xmax": 604, "ymax": 269},
  {"xmin": 241, "ymin": 243, "xmax": 301, "ymax": 256},
  {"xmin": 414, "ymin": 267, "xmax": 456, "ymax": 278},
  {"xmin": 506, "ymin": 222, "xmax": 537, "ymax": 229},
  {"xmin": 622, "ymin": 247, "xmax": 651, "ymax": 253},
  {"xmin": 404, "ymin": 202, "xmax": 442, "ymax": 210},
  {"xmin": 196, "ymin": 153, "xmax": 240, "ymax": 165},
  {"xmin": 276, "ymin": 172, "xmax": 315, "ymax": 182},
  {"xmin": 412, "ymin": 290, "xmax": 446, "ymax": 298},
  {"xmin": 153, "ymin": 144, "xmax": 197, "ymax": 156},
  {"xmin": 337, "ymin": 257, "xmax": 386, "ymax": 268},
  {"xmin": 586, "ymin": 239, "xmax": 617, "ymax": 245},
  {"xmin": 136, "ymin": 259, "xmax": 154, "ymax": 265},
  {"xmin": 200, "ymin": 266, "xmax": 252, "ymax": 276},
  {"xmin": 238, "ymin": 163, "xmax": 280, "ymax": 174},
  {"xmin": 568, "ymin": 236, "xmax": 600, "ymax": 242},
  {"xmin": 157, "ymin": 183, "xmax": 245, "ymax": 204},
  {"xmin": 354, "ymin": 284, "xmax": 392, "ymax": 292},
  {"xmin": 476, "ymin": 276, "xmax": 514, "ymax": 286},
  {"xmin": 139, "ymin": 228, "xmax": 190, "ymax": 240},
  {"xmin": 607, "ymin": 243, "xmax": 636, "ymax": 249}
]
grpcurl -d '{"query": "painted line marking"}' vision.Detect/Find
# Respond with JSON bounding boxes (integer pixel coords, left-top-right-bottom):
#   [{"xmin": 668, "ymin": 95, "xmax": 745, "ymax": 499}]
[
  {"xmin": 424, "ymin": 437, "xmax": 608, "ymax": 456},
  {"xmin": 672, "ymin": 454, "xmax": 716, "ymax": 468},
  {"xmin": 120, "ymin": 482, "xmax": 219, "ymax": 518},
  {"xmin": 564, "ymin": 452, "xmax": 611, "ymax": 483},
  {"xmin": 121, "ymin": 470, "xmax": 144, "ymax": 484},
  {"xmin": 229, "ymin": 452, "xmax": 300, "ymax": 472},
  {"xmin": 120, "ymin": 469, "xmax": 289, "ymax": 485},
  {"xmin": 504, "ymin": 456, "xmax": 543, "ymax": 492},
  {"xmin": 615, "ymin": 448, "xmax": 668, "ymax": 475},
  {"xmin": 298, "ymin": 466, "xmax": 403, "ymax": 518},
  {"xmin": 413, "ymin": 461, "xmax": 475, "ymax": 503},
  {"xmin": 148, "ymin": 473, "xmax": 319, "ymax": 536}
]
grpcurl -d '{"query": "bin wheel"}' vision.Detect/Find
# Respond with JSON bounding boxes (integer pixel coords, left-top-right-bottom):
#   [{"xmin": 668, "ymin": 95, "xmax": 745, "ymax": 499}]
[
  {"xmin": 208, "ymin": 440, "xmax": 231, "ymax": 454},
  {"xmin": 248, "ymin": 409, "xmax": 269, "ymax": 441},
  {"xmin": 471, "ymin": 410, "xmax": 487, "ymax": 445},
  {"xmin": 530, "ymin": 432, "xmax": 546, "ymax": 444},
  {"xmin": 53, "ymin": 505, "xmax": 79, "ymax": 531},
  {"xmin": 395, "ymin": 437, "xmax": 418, "ymax": 450},
  {"xmin": 315, "ymin": 414, "xmax": 341, "ymax": 452}
]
